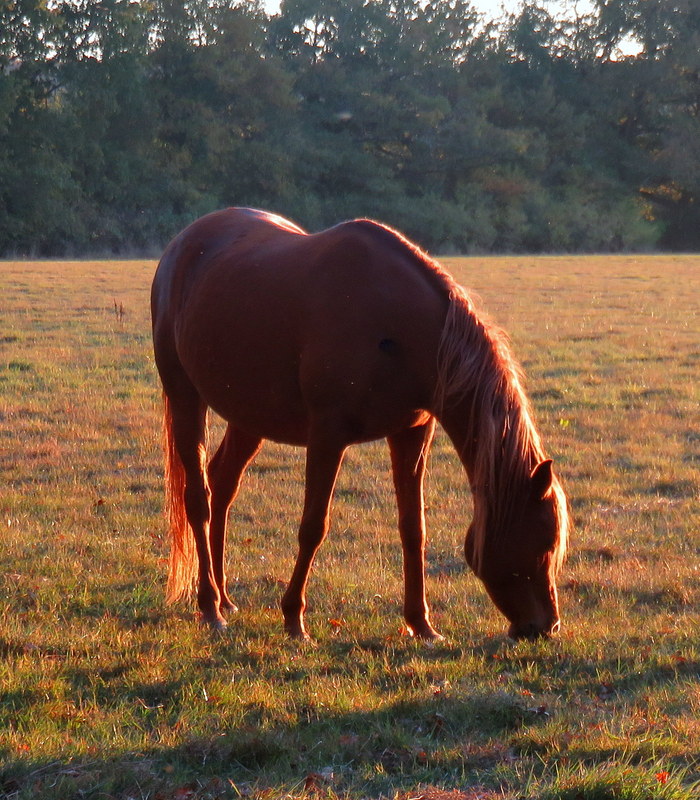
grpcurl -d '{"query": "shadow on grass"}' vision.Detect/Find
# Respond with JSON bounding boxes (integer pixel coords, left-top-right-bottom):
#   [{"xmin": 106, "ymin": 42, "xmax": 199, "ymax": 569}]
[
  {"xmin": 0, "ymin": 688, "xmax": 536, "ymax": 799},
  {"xmin": 1, "ymin": 631, "xmax": 698, "ymax": 799}
]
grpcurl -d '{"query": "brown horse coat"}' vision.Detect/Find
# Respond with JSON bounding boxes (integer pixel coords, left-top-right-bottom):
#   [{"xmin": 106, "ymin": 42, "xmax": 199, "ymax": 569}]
[{"xmin": 152, "ymin": 208, "xmax": 568, "ymax": 639}]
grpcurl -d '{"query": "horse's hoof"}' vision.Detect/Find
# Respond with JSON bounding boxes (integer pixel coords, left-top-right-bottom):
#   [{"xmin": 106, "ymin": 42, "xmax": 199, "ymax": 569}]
[
  {"xmin": 220, "ymin": 599, "xmax": 239, "ymax": 614},
  {"xmin": 409, "ymin": 625, "xmax": 444, "ymax": 642},
  {"xmin": 285, "ymin": 625, "xmax": 314, "ymax": 644},
  {"xmin": 211, "ymin": 620, "xmax": 228, "ymax": 636},
  {"xmin": 420, "ymin": 633, "xmax": 445, "ymax": 648},
  {"xmin": 200, "ymin": 613, "xmax": 228, "ymax": 633}
]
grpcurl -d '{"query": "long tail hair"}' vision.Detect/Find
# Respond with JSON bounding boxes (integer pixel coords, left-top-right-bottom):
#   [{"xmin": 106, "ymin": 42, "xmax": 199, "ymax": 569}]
[{"xmin": 162, "ymin": 393, "xmax": 198, "ymax": 603}]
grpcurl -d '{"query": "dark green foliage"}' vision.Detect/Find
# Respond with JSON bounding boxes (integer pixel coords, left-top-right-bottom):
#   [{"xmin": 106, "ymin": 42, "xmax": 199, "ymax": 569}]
[{"xmin": 1, "ymin": 0, "xmax": 698, "ymax": 255}]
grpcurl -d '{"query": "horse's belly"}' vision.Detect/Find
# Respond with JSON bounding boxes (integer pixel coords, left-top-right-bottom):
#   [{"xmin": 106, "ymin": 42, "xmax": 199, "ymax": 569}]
[
  {"xmin": 181, "ymin": 344, "xmax": 310, "ymax": 444},
  {"xmin": 211, "ymin": 385, "xmax": 309, "ymax": 445},
  {"xmin": 180, "ymin": 335, "xmax": 431, "ymax": 447}
]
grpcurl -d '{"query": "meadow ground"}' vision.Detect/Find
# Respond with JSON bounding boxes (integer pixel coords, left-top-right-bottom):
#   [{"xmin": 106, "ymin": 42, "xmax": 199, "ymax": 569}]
[{"xmin": 0, "ymin": 254, "xmax": 697, "ymax": 800}]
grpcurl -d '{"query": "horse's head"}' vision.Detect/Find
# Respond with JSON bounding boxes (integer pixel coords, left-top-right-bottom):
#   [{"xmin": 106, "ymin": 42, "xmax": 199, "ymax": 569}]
[{"xmin": 466, "ymin": 460, "xmax": 567, "ymax": 640}]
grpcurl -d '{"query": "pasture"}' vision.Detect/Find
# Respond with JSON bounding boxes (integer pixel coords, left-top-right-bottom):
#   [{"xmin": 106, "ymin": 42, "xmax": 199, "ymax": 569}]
[{"xmin": 0, "ymin": 254, "xmax": 698, "ymax": 800}]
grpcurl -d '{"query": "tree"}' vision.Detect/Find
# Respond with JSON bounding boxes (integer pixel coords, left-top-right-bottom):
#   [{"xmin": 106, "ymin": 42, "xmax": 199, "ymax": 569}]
[
  {"xmin": 1, "ymin": 0, "xmax": 697, "ymax": 254},
  {"xmin": 0, "ymin": 0, "xmax": 86, "ymax": 254},
  {"xmin": 593, "ymin": 0, "xmax": 700, "ymax": 247}
]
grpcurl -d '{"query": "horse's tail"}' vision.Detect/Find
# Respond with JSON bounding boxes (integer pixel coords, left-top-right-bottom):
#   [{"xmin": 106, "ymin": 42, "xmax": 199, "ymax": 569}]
[{"xmin": 162, "ymin": 393, "xmax": 197, "ymax": 604}]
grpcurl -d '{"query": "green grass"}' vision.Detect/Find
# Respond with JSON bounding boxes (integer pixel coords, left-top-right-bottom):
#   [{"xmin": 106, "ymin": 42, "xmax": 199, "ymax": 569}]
[{"xmin": 0, "ymin": 255, "xmax": 698, "ymax": 800}]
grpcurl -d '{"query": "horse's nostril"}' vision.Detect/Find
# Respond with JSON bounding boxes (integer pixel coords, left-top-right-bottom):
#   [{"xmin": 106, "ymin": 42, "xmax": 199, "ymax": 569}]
[
  {"xmin": 525, "ymin": 623, "xmax": 540, "ymax": 639},
  {"xmin": 550, "ymin": 619, "xmax": 561, "ymax": 635}
]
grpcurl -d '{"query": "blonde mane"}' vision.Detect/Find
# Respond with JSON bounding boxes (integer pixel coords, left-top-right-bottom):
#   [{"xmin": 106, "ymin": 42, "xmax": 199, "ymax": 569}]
[{"xmin": 434, "ymin": 285, "xmax": 569, "ymax": 576}]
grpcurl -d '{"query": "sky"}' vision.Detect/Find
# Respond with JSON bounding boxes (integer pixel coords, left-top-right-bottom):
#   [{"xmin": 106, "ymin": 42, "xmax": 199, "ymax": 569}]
[
  {"xmin": 261, "ymin": 0, "xmax": 645, "ymax": 56},
  {"xmin": 262, "ymin": 1, "xmax": 597, "ymax": 23}
]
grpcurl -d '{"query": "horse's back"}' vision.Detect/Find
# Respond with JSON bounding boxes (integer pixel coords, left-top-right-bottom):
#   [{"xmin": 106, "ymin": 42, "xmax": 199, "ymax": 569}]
[
  {"xmin": 152, "ymin": 209, "xmax": 449, "ymax": 445},
  {"xmin": 152, "ymin": 208, "xmax": 305, "ymax": 315}
]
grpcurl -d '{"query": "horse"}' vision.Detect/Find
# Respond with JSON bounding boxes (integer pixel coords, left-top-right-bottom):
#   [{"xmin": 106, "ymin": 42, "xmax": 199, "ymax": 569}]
[{"xmin": 151, "ymin": 207, "xmax": 569, "ymax": 641}]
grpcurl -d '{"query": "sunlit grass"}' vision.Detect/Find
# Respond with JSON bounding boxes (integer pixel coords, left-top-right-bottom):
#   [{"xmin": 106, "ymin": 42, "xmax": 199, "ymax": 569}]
[{"xmin": 0, "ymin": 255, "xmax": 697, "ymax": 799}]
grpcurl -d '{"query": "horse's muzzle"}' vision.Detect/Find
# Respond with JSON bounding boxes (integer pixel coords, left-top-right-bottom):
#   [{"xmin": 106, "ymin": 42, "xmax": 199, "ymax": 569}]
[{"xmin": 508, "ymin": 618, "xmax": 561, "ymax": 641}]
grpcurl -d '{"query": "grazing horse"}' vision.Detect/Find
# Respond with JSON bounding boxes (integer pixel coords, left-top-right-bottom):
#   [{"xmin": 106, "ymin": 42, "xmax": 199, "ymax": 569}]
[{"xmin": 151, "ymin": 208, "xmax": 569, "ymax": 640}]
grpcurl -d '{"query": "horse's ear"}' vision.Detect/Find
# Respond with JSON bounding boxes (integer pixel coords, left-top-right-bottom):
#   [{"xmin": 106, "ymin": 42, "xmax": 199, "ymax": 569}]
[{"xmin": 530, "ymin": 459, "xmax": 554, "ymax": 500}]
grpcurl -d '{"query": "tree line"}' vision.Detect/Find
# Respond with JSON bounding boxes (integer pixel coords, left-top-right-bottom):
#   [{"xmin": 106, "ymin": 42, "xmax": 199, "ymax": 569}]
[{"xmin": 1, "ymin": 0, "xmax": 699, "ymax": 256}]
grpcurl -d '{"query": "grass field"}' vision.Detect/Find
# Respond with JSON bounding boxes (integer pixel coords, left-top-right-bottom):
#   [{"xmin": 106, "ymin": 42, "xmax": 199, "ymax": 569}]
[{"xmin": 0, "ymin": 254, "xmax": 698, "ymax": 800}]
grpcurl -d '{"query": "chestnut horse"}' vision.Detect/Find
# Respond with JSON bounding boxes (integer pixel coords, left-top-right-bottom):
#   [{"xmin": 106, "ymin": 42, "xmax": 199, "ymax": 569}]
[{"xmin": 151, "ymin": 208, "xmax": 569, "ymax": 640}]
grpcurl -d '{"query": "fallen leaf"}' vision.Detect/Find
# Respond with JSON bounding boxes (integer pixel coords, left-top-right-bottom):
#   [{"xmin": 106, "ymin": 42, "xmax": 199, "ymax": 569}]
[
  {"xmin": 598, "ymin": 682, "xmax": 614, "ymax": 699},
  {"xmin": 173, "ymin": 786, "xmax": 197, "ymax": 800},
  {"xmin": 415, "ymin": 749, "xmax": 428, "ymax": 764},
  {"xmin": 304, "ymin": 773, "xmax": 322, "ymax": 790}
]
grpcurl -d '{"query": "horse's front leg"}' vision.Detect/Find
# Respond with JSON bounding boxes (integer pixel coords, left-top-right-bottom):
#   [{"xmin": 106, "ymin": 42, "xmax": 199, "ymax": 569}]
[
  {"xmin": 388, "ymin": 419, "xmax": 443, "ymax": 640},
  {"xmin": 281, "ymin": 427, "xmax": 346, "ymax": 639}
]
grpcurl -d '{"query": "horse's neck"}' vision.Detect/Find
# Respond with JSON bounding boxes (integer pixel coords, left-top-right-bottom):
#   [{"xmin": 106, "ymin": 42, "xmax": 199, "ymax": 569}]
[
  {"xmin": 438, "ymin": 390, "xmax": 535, "ymax": 499},
  {"xmin": 438, "ymin": 400, "xmax": 486, "ymax": 492},
  {"xmin": 433, "ymin": 291, "xmax": 541, "ymax": 502}
]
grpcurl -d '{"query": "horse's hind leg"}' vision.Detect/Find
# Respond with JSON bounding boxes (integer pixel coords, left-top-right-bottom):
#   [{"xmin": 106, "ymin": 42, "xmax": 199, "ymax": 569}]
[
  {"xmin": 388, "ymin": 419, "xmax": 443, "ymax": 640},
  {"xmin": 208, "ymin": 425, "xmax": 262, "ymax": 614},
  {"xmin": 165, "ymin": 380, "xmax": 225, "ymax": 628}
]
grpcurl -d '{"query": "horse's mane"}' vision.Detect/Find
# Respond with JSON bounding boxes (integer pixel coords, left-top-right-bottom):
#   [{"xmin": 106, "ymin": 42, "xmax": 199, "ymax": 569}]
[
  {"xmin": 339, "ymin": 218, "xmax": 568, "ymax": 576},
  {"xmin": 434, "ymin": 285, "xmax": 569, "ymax": 575}
]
